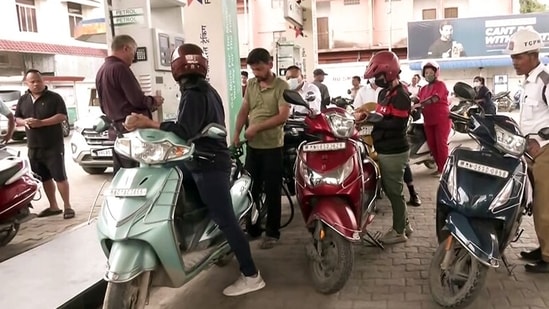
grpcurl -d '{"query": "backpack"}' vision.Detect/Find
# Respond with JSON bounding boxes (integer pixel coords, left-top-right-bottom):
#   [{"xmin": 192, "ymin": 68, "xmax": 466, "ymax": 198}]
[{"xmin": 540, "ymin": 70, "xmax": 548, "ymax": 105}]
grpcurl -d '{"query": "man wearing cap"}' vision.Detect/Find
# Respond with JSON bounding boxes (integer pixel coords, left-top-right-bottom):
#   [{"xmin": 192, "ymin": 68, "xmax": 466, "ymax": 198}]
[
  {"xmin": 507, "ymin": 28, "xmax": 549, "ymax": 273},
  {"xmin": 312, "ymin": 68, "xmax": 331, "ymax": 111}
]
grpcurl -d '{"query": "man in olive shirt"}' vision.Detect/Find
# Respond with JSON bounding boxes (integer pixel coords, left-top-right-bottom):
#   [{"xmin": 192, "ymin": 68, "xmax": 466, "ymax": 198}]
[{"xmin": 233, "ymin": 48, "xmax": 290, "ymax": 249}]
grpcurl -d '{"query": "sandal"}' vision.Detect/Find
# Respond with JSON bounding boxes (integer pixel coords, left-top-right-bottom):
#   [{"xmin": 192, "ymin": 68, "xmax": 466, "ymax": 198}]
[
  {"xmin": 63, "ymin": 208, "xmax": 75, "ymax": 219},
  {"xmin": 37, "ymin": 208, "xmax": 63, "ymax": 218}
]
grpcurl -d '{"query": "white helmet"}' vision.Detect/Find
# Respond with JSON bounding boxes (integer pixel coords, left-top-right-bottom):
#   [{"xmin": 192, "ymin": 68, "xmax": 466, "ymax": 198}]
[
  {"xmin": 505, "ymin": 28, "xmax": 543, "ymax": 55},
  {"xmin": 421, "ymin": 60, "xmax": 440, "ymax": 77}
]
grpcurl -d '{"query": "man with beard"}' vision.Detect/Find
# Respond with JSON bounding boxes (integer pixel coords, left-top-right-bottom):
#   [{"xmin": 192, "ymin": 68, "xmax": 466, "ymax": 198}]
[{"xmin": 232, "ymin": 48, "xmax": 290, "ymax": 249}]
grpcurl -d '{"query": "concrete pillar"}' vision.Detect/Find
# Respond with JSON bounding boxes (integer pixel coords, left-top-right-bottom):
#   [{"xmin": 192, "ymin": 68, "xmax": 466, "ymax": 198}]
[
  {"xmin": 104, "ymin": 0, "xmax": 185, "ymax": 122},
  {"xmin": 183, "ymin": 1, "xmax": 241, "ymax": 136}
]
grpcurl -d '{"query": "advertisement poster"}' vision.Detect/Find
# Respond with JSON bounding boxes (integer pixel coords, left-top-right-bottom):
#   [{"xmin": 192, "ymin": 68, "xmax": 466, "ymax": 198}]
[{"xmin": 407, "ymin": 13, "xmax": 549, "ymax": 60}]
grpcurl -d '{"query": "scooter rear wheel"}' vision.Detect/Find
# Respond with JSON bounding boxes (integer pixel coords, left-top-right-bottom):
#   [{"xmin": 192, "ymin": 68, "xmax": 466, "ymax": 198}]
[
  {"xmin": 102, "ymin": 271, "xmax": 150, "ymax": 309},
  {"xmin": 309, "ymin": 228, "xmax": 354, "ymax": 294},
  {"xmin": 0, "ymin": 223, "xmax": 19, "ymax": 247}
]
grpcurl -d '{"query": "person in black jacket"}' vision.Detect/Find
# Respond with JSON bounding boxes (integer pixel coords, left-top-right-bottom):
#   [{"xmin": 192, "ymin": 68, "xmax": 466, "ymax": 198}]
[
  {"xmin": 123, "ymin": 43, "xmax": 265, "ymax": 297},
  {"xmin": 364, "ymin": 51, "xmax": 412, "ymax": 245},
  {"xmin": 473, "ymin": 76, "xmax": 496, "ymax": 114}
]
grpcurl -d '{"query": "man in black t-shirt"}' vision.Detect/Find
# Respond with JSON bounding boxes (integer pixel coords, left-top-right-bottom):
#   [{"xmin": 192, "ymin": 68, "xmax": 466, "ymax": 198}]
[
  {"xmin": 427, "ymin": 22, "xmax": 466, "ymax": 59},
  {"xmin": 14, "ymin": 69, "xmax": 75, "ymax": 219}
]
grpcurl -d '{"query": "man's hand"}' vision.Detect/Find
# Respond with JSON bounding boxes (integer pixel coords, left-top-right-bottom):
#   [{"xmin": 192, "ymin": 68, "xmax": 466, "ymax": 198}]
[
  {"xmin": 25, "ymin": 118, "xmax": 42, "ymax": 129},
  {"xmin": 153, "ymin": 95, "xmax": 165, "ymax": 107},
  {"xmin": 124, "ymin": 113, "xmax": 152, "ymax": 131},
  {"xmin": 232, "ymin": 135, "xmax": 241, "ymax": 147},
  {"xmin": 527, "ymin": 138, "xmax": 541, "ymax": 157},
  {"xmin": 244, "ymin": 124, "xmax": 259, "ymax": 141},
  {"xmin": 1, "ymin": 134, "xmax": 10, "ymax": 144}
]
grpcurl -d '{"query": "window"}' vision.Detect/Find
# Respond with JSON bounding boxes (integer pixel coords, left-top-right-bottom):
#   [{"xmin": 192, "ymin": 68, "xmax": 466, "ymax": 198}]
[
  {"xmin": 68, "ymin": 2, "xmax": 83, "ymax": 37},
  {"xmin": 444, "ymin": 7, "xmax": 458, "ymax": 18},
  {"xmin": 422, "ymin": 8, "xmax": 436, "ymax": 20},
  {"xmin": 15, "ymin": 0, "xmax": 38, "ymax": 33},
  {"xmin": 344, "ymin": 0, "xmax": 360, "ymax": 5}
]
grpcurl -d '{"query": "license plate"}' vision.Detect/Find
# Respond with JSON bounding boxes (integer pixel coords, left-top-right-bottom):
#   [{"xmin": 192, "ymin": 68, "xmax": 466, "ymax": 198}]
[
  {"xmin": 302, "ymin": 142, "xmax": 346, "ymax": 152},
  {"xmin": 358, "ymin": 125, "xmax": 373, "ymax": 136},
  {"xmin": 94, "ymin": 148, "xmax": 113, "ymax": 157},
  {"xmin": 457, "ymin": 160, "xmax": 509, "ymax": 178},
  {"xmin": 107, "ymin": 188, "xmax": 148, "ymax": 197}
]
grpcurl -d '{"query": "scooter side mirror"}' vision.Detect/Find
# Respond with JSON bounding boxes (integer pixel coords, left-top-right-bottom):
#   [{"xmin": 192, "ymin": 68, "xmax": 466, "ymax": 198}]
[
  {"xmin": 93, "ymin": 115, "xmax": 111, "ymax": 133},
  {"xmin": 200, "ymin": 123, "xmax": 227, "ymax": 140},
  {"xmin": 283, "ymin": 89, "xmax": 310, "ymax": 110},
  {"xmin": 453, "ymin": 82, "xmax": 476, "ymax": 101},
  {"xmin": 538, "ymin": 127, "xmax": 549, "ymax": 140}
]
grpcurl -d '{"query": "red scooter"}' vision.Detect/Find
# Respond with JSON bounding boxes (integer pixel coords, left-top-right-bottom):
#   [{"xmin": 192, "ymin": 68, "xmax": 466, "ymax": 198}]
[
  {"xmin": 0, "ymin": 145, "xmax": 41, "ymax": 246},
  {"xmin": 282, "ymin": 90, "xmax": 382, "ymax": 294}
]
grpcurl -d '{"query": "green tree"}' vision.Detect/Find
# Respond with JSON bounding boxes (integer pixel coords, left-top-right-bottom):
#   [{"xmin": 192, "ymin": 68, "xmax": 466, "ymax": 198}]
[{"xmin": 520, "ymin": 0, "xmax": 547, "ymax": 13}]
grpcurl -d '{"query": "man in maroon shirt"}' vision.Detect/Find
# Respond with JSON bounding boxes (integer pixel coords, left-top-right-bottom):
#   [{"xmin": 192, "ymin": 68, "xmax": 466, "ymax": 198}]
[{"xmin": 95, "ymin": 34, "xmax": 164, "ymax": 175}]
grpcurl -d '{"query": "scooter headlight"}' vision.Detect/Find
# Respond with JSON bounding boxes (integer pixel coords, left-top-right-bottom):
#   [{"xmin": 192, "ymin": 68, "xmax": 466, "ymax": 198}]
[
  {"xmin": 298, "ymin": 156, "xmax": 354, "ymax": 187},
  {"xmin": 327, "ymin": 112, "xmax": 355, "ymax": 138},
  {"xmin": 494, "ymin": 124, "xmax": 526, "ymax": 157},
  {"xmin": 115, "ymin": 136, "xmax": 193, "ymax": 164}
]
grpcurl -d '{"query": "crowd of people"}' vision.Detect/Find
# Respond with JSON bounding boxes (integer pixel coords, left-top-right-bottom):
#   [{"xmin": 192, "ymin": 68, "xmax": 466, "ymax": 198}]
[{"xmin": 2, "ymin": 27, "xmax": 547, "ymax": 299}]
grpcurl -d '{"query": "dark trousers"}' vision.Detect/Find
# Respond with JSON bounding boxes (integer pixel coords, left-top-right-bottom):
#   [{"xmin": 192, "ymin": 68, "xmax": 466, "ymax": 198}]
[
  {"xmin": 181, "ymin": 165, "xmax": 257, "ymax": 276},
  {"xmin": 245, "ymin": 146, "xmax": 283, "ymax": 239},
  {"xmin": 404, "ymin": 164, "xmax": 413, "ymax": 184},
  {"xmin": 113, "ymin": 151, "xmax": 139, "ymax": 176}
]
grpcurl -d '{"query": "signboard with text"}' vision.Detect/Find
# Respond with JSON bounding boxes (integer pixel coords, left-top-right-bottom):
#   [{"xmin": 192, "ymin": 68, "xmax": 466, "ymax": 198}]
[{"xmin": 407, "ymin": 13, "xmax": 549, "ymax": 60}]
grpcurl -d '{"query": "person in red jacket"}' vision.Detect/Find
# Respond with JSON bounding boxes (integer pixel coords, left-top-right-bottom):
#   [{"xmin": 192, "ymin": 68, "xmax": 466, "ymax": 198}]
[{"xmin": 416, "ymin": 61, "xmax": 451, "ymax": 176}]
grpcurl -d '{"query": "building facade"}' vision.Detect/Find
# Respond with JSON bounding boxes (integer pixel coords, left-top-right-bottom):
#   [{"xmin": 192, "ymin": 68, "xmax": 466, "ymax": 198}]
[{"xmin": 0, "ymin": 0, "xmax": 107, "ymax": 79}]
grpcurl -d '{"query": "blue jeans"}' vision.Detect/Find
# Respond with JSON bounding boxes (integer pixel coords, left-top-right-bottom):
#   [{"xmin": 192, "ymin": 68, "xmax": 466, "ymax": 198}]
[{"xmin": 180, "ymin": 164, "xmax": 257, "ymax": 276}]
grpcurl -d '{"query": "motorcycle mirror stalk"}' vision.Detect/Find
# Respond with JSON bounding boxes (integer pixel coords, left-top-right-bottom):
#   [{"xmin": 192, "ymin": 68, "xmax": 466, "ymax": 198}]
[{"xmin": 187, "ymin": 123, "xmax": 227, "ymax": 145}]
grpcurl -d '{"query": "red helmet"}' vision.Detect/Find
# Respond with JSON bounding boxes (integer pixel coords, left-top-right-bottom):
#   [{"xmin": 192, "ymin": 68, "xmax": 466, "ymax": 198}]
[
  {"xmin": 421, "ymin": 60, "xmax": 440, "ymax": 78},
  {"xmin": 171, "ymin": 43, "xmax": 208, "ymax": 82},
  {"xmin": 364, "ymin": 51, "xmax": 400, "ymax": 82}
]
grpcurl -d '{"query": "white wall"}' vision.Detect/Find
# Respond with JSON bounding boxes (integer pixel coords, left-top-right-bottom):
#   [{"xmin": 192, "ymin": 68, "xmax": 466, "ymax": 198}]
[{"xmin": 54, "ymin": 55, "xmax": 104, "ymax": 78}]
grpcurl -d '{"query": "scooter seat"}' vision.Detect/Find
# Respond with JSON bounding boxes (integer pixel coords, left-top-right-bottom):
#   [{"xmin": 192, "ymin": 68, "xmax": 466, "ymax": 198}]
[{"xmin": 0, "ymin": 158, "xmax": 20, "ymax": 186}]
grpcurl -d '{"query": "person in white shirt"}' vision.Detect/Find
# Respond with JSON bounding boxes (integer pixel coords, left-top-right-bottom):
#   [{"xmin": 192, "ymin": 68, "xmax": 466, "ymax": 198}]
[
  {"xmin": 506, "ymin": 28, "xmax": 549, "ymax": 273},
  {"xmin": 285, "ymin": 65, "xmax": 321, "ymax": 114},
  {"xmin": 408, "ymin": 74, "xmax": 422, "ymax": 97},
  {"xmin": 0, "ymin": 98, "xmax": 15, "ymax": 143},
  {"xmin": 352, "ymin": 78, "xmax": 382, "ymax": 109},
  {"xmin": 348, "ymin": 76, "xmax": 363, "ymax": 100}
]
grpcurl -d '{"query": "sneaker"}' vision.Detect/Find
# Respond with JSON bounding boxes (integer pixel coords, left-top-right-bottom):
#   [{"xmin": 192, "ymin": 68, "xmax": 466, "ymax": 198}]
[
  {"xmin": 405, "ymin": 222, "xmax": 414, "ymax": 237},
  {"xmin": 406, "ymin": 193, "xmax": 422, "ymax": 207},
  {"xmin": 223, "ymin": 271, "xmax": 266, "ymax": 296},
  {"xmin": 380, "ymin": 228, "xmax": 408, "ymax": 245}
]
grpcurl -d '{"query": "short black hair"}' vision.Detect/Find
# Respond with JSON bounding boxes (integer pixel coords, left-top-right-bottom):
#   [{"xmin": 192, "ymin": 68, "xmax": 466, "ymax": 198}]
[
  {"xmin": 474, "ymin": 76, "xmax": 485, "ymax": 85},
  {"xmin": 23, "ymin": 69, "xmax": 41, "ymax": 81},
  {"xmin": 352, "ymin": 76, "xmax": 361, "ymax": 82},
  {"xmin": 25, "ymin": 69, "xmax": 41, "ymax": 76},
  {"xmin": 246, "ymin": 48, "xmax": 272, "ymax": 65},
  {"xmin": 241, "ymin": 71, "xmax": 248, "ymax": 77},
  {"xmin": 413, "ymin": 74, "xmax": 421, "ymax": 80}
]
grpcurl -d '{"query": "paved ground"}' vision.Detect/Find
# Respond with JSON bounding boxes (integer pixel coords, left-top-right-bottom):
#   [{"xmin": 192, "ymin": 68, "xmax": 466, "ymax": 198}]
[{"xmin": 2, "ymin": 125, "xmax": 548, "ymax": 309}]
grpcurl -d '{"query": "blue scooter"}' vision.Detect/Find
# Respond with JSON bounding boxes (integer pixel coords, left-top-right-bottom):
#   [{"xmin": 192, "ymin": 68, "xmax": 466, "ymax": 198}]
[{"xmin": 428, "ymin": 82, "xmax": 549, "ymax": 309}]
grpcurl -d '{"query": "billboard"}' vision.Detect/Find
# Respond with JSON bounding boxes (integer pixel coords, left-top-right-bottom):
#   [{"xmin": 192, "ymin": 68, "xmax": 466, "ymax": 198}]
[{"xmin": 407, "ymin": 13, "xmax": 549, "ymax": 60}]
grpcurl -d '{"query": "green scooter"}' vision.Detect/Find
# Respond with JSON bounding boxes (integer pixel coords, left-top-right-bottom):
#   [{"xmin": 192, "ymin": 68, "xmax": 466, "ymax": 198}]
[{"xmin": 93, "ymin": 116, "xmax": 254, "ymax": 308}]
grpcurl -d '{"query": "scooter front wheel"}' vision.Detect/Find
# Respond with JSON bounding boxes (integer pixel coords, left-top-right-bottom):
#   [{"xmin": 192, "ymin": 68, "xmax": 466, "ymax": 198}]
[
  {"xmin": 428, "ymin": 236, "xmax": 488, "ymax": 309},
  {"xmin": 102, "ymin": 271, "xmax": 151, "ymax": 309},
  {"xmin": 308, "ymin": 228, "xmax": 354, "ymax": 294}
]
